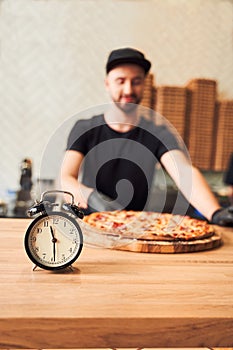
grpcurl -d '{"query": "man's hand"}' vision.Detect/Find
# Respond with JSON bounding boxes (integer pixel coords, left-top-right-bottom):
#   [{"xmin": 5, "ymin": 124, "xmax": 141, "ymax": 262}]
[
  {"xmin": 211, "ymin": 206, "xmax": 233, "ymax": 227},
  {"xmin": 87, "ymin": 190, "xmax": 121, "ymax": 213}
]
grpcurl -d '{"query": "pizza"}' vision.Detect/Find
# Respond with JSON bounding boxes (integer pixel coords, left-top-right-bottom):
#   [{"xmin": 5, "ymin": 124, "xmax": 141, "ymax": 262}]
[{"xmin": 83, "ymin": 210, "xmax": 215, "ymax": 242}]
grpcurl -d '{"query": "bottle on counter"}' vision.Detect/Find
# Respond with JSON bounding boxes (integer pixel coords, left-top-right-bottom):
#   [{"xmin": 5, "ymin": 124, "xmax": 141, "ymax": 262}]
[{"xmin": 14, "ymin": 158, "xmax": 34, "ymax": 217}]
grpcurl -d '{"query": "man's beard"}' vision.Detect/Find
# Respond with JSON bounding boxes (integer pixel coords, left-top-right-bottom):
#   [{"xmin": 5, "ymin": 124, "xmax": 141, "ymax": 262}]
[{"xmin": 113, "ymin": 96, "xmax": 141, "ymax": 114}]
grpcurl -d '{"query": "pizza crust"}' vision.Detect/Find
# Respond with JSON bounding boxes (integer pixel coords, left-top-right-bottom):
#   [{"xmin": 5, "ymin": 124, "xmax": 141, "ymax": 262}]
[{"xmin": 83, "ymin": 210, "xmax": 215, "ymax": 242}]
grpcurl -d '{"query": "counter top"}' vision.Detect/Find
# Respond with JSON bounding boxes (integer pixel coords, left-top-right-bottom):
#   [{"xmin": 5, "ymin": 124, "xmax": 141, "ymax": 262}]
[{"xmin": 0, "ymin": 218, "xmax": 233, "ymax": 348}]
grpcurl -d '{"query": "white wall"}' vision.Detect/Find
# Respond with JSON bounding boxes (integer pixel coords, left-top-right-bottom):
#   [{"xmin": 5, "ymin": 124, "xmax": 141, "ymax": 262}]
[{"xmin": 0, "ymin": 0, "xmax": 232, "ymax": 197}]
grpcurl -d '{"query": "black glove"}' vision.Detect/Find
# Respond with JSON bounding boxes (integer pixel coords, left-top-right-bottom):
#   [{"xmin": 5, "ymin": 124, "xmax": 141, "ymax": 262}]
[
  {"xmin": 87, "ymin": 189, "xmax": 122, "ymax": 213},
  {"xmin": 211, "ymin": 206, "xmax": 233, "ymax": 226}
]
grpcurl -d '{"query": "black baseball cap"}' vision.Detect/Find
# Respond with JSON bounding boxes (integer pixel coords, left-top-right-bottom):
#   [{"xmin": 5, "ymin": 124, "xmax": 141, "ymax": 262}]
[{"xmin": 106, "ymin": 47, "xmax": 151, "ymax": 74}]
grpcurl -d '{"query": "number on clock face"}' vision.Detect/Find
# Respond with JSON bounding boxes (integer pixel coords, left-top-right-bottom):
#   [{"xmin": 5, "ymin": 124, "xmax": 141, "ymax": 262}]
[{"xmin": 24, "ymin": 212, "xmax": 83, "ymax": 270}]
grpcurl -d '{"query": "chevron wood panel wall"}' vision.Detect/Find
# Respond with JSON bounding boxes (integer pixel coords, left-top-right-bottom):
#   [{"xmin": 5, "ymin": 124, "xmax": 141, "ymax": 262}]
[{"xmin": 0, "ymin": 0, "xmax": 232, "ymax": 200}]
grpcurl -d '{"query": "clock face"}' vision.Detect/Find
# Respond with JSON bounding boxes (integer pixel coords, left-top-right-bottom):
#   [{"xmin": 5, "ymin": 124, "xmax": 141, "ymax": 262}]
[{"xmin": 24, "ymin": 212, "xmax": 83, "ymax": 270}]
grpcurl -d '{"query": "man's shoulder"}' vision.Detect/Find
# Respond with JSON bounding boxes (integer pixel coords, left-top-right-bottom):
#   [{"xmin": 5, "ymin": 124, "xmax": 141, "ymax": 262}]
[
  {"xmin": 139, "ymin": 116, "xmax": 162, "ymax": 135},
  {"xmin": 67, "ymin": 114, "xmax": 105, "ymax": 150},
  {"xmin": 139, "ymin": 116, "xmax": 155, "ymax": 129},
  {"xmin": 70, "ymin": 114, "xmax": 104, "ymax": 134},
  {"xmin": 73, "ymin": 114, "xmax": 104, "ymax": 128},
  {"xmin": 140, "ymin": 115, "xmax": 173, "ymax": 134}
]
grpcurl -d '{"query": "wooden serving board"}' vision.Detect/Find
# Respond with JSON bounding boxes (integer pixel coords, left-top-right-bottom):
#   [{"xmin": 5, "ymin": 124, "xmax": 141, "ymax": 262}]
[
  {"xmin": 81, "ymin": 222, "xmax": 222, "ymax": 254},
  {"xmin": 114, "ymin": 232, "xmax": 222, "ymax": 254}
]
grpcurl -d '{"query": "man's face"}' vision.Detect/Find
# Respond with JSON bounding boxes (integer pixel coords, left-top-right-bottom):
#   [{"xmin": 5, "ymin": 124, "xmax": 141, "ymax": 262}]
[{"xmin": 105, "ymin": 64, "xmax": 146, "ymax": 113}]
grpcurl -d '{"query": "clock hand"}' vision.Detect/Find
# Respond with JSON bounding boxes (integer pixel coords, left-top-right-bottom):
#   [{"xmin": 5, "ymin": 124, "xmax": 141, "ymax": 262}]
[
  {"xmin": 50, "ymin": 226, "xmax": 57, "ymax": 262},
  {"xmin": 50, "ymin": 226, "xmax": 56, "ymax": 240}
]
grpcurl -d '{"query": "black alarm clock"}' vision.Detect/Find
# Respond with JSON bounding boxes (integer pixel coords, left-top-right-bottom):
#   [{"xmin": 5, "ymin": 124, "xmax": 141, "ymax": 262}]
[{"xmin": 24, "ymin": 190, "xmax": 84, "ymax": 271}]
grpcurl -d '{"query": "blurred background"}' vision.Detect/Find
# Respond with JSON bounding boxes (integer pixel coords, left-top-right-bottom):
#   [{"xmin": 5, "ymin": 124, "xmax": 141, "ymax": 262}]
[{"xmin": 0, "ymin": 0, "xmax": 232, "ymax": 215}]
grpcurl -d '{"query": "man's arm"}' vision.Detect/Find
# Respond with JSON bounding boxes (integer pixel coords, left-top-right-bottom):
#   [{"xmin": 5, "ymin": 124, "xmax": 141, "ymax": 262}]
[
  {"xmin": 60, "ymin": 150, "xmax": 94, "ymax": 209},
  {"xmin": 160, "ymin": 149, "xmax": 221, "ymax": 221}
]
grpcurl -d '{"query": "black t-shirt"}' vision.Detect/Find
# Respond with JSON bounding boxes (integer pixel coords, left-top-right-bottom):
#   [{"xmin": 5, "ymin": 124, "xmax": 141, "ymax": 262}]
[
  {"xmin": 67, "ymin": 114, "xmax": 181, "ymax": 210},
  {"xmin": 224, "ymin": 153, "xmax": 233, "ymax": 185}
]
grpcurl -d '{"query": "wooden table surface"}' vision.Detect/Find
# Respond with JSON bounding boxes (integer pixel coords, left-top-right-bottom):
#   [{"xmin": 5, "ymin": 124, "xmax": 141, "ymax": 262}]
[{"xmin": 0, "ymin": 218, "xmax": 233, "ymax": 349}]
